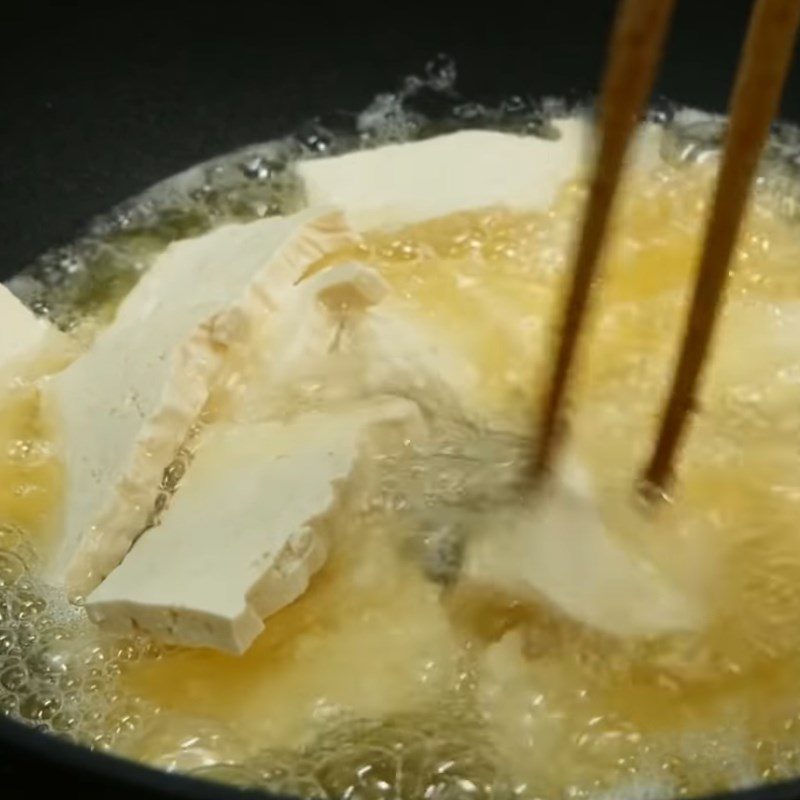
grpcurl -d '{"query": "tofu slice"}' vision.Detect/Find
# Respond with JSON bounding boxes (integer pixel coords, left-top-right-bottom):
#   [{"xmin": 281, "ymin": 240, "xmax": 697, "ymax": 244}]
[
  {"xmin": 43, "ymin": 207, "xmax": 356, "ymax": 598},
  {"xmin": 228, "ymin": 270, "xmax": 484, "ymax": 425},
  {"xmin": 356, "ymin": 304, "xmax": 483, "ymax": 419},
  {"xmin": 86, "ymin": 396, "xmax": 424, "ymax": 654},
  {"xmin": 0, "ymin": 284, "xmax": 58, "ymax": 372},
  {"xmin": 223, "ymin": 261, "xmax": 391, "ymax": 421},
  {"xmin": 461, "ymin": 456, "xmax": 706, "ymax": 639},
  {"xmin": 298, "ymin": 124, "xmax": 588, "ymax": 231},
  {"xmin": 297, "ymin": 121, "xmax": 664, "ymax": 232},
  {"xmin": 268, "ymin": 263, "xmax": 391, "ymax": 381}
]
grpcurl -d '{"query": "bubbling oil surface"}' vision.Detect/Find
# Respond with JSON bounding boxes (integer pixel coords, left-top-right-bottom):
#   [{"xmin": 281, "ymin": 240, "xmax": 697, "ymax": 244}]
[{"xmin": 4, "ymin": 91, "xmax": 800, "ymax": 799}]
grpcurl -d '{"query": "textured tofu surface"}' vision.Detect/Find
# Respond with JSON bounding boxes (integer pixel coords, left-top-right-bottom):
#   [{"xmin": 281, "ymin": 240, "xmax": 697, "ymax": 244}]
[
  {"xmin": 87, "ymin": 396, "xmax": 425, "ymax": 653},
  {"xmin": 0, "ymin": 284, "xmax": 54, "ymax": 371},
  {"xmin": 44, "ymin": 207, "xmax": 355, "ymax": 598}
]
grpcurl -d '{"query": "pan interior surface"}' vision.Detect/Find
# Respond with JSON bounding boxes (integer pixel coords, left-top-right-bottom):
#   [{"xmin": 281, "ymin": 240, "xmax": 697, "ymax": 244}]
[{"xmin": 3, "ymin": 44, "xmax": 800, "ymax": 800}]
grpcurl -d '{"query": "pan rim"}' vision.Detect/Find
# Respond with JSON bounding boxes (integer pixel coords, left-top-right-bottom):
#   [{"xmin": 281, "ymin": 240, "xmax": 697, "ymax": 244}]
[{"xmin": 5, "ymin": 711, "xmax": 800, "ymax": 800}]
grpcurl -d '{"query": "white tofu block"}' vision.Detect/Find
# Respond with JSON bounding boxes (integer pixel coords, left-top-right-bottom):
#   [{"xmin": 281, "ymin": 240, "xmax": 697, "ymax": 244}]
[
  {"xmin": 86, "ymin": 396, "xmax": 425, "ymax": 654},
  {"xmin": 462, "ymin": 457, "xmax": 706, "ymax": 638},
  {"xmin": 220, "ymin": 261, "xmax": 392, "ymax": 422},
  {"xmin": 298, "ymin": 123, "xmax": 588, "ymax": 231},
  {"xmin": 298, "ymin": 121, "xmax": 665, "ymax": 232},
  {"xmin": 0, "ymin": 284, "xmax": 56, "ymax": 371},
  {"xmin": 357, "ymin": 305, "xmax": 483, "ymax": 417},
  {"xmin": 224, "ymin": 260, "xmax": 483, "ymax": 428},
  {"xmin": 43, "ymin": 207, "xmax": 355, "ymax": 598},
  {"xmin": 256, "ymin": 262, "xmax": 391, "ymax": 393}
]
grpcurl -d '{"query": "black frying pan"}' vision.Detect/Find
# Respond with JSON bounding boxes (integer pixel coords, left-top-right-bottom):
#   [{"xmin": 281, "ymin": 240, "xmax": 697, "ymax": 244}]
[{"xmin": 2, "ymin": 2, "xmax": 800, "ymax": 798}]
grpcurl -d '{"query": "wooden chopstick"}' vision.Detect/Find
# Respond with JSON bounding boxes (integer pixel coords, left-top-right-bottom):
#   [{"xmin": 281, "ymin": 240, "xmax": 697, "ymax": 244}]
[
  {"xmin": 642, "ymin": 0, "xmax": 800, "ymax": 496},
  {"xmin": 532, "ymin": 0, "xmax": 677, "ymax": 480}
]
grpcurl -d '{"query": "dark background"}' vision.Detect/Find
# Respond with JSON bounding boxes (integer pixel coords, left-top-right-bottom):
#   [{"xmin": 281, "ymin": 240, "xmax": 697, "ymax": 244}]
[{"xmin": 1, "ymin": 1, "xmax": 800, "ymax": 798}]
